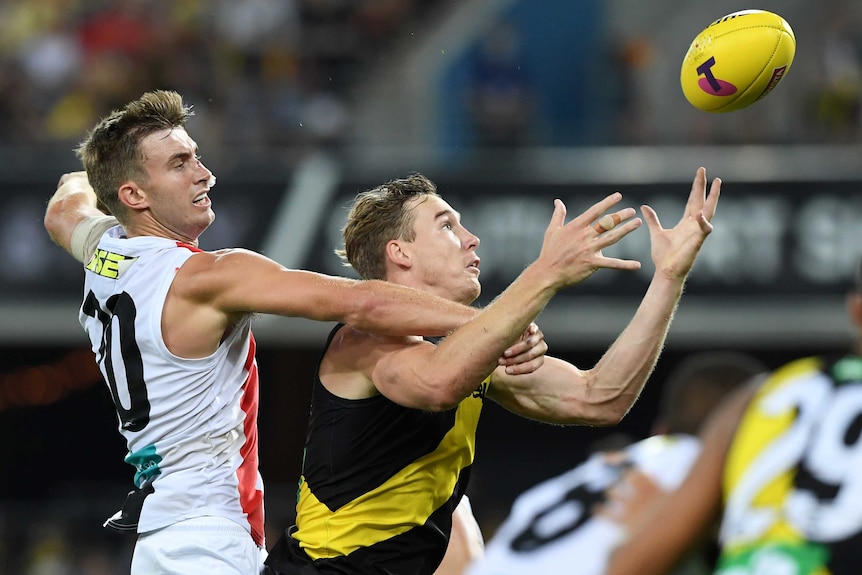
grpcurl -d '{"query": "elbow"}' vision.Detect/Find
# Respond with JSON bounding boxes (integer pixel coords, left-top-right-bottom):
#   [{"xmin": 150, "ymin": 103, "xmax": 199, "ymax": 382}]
[
  {"xmin": 418, "ymin": 375, "xmax": 471, "ymax": 413},
  {"xmin": 426, "ymin": 399, "xmax": 461, "ymax": 413},
  {"xmin": 572, "ymin": 379, "xmax": 634, "ymax": 426},
  {"xmin": 340, "ymin": 286, "xmax": 382, "ymax": 332},
  {"xmin": 575, "ymin": 411, "xmax": 626, "ymax": 428},
  {"xmin": 43, "ymin": 201, "xmax": 65, "ymax": 246},
  {"xmin": 44, "ymin": 201, "xmax": 60, "ymax": 236},
  {"xmin": 590, "ymin": 407, "xmax": 628, "ymax": 427},
  {"xmin": 425, "ymin": 386, "xmax": 465, "ymax": 413},
  {"xmin": 586, "ymin": 395, "xmax": 633, "ymax": 427}
]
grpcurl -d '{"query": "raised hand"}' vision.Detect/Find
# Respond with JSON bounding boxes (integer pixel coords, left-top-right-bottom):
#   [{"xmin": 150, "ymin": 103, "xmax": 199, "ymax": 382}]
[
  {"xmin": 537, "ymin": 192, "xmax": 643, "ymax": 290},
  {"xmin": 641, "ymin": 167, "xmax": 721, "ymax": 281}
]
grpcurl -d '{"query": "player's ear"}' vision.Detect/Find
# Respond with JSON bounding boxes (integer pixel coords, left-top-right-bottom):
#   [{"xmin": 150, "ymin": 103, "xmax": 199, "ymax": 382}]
[
  {"xmin": 385, "ymin": 239, "xmax": 412, "ymax": 270},
  {"xmin": 118, "ymin": 181, "xmax": 148, "ymax": 210}
]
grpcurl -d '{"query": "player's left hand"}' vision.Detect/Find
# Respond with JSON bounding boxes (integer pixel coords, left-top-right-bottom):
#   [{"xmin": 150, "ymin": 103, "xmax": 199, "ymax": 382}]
[
  {"xmin": 643, "ymin": 167, "xmax": 721, "ymax": 281},
  {"xmin": 499, "ymin": 322, "xmax": 547, "ymax": 375}
]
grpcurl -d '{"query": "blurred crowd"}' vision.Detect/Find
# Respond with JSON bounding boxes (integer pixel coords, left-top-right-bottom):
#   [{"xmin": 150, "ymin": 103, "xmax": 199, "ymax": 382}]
[
  {"xmin": 3, "ymin": 0, "xmax": 862, "ymax": 153},
  {"xmin": 0, "ymin": 0, "xmax": 440, "ymax": 149}
]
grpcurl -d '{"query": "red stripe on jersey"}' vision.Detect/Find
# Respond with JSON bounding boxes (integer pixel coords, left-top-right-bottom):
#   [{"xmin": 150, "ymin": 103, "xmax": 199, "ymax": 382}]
[
  {"xmin": 175, "ymin": 241, "xmax": 204, "ymax": 253},
  {"xmin": 237, "ymin": 332, "xmax": 265, "ymax": 546}
]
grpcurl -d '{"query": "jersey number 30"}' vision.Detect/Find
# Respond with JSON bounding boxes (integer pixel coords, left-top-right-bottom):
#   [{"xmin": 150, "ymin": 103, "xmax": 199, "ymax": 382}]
[{"xmin": 82, "ymin": 290, "xmax": 151, "ymax": 432}]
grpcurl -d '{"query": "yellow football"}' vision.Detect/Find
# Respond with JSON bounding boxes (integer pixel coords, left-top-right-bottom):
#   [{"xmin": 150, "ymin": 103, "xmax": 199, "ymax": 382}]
[{"xmin": 680, "ymin": 10, "xmax": 795, "ymax": 113}]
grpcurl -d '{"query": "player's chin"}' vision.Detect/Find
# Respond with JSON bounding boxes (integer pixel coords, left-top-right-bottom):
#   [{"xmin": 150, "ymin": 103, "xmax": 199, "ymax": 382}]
[
  {"xmin": 189, "ymin": 213, "xmax": 215, "ymax": 237},
  {"xmin": 452, "ymin": 278, "xmax": 481, "ymax": 306},
  {"xmin": 467, "ymin": 279, "xmax": 481, "ymax": 303}
]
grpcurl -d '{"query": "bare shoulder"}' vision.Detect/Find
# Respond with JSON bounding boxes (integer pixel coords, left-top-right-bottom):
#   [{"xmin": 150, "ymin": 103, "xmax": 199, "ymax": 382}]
[
  {"xmin": 324, "ymin": 325, "xmax": 421, "ymax": 373},
  {"xmin": 320, "ymin": 325, "xmax": 381, "ymax": 399},
  {"xmin": 187, "ymin": 247, "xmax": 271, "ymax": 270},
  {"xmin": 172, "ymin": 248, "xmax": 278, "ymax": 296},
  {"xmin": 321, "ymin": 325, "xmax": 424, "ymax": 399}
]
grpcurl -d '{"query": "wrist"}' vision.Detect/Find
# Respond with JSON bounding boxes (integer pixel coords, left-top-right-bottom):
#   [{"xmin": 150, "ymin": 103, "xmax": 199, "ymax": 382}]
[
  {"xmin": 654, "ymin": 265, "xmax": 689, "ymax": 286},
  {"xmin": 520, "ymin": 261, "xmax": 564, "ymax": 295},
  {"xmin": 648, "ymin": 271, "xmax": 686, "ymax": 303}
]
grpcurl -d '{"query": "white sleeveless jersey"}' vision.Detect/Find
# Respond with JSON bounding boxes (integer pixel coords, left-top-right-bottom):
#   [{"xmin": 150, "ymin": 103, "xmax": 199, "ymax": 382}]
[
  {"xmin": 468, "ymin": 434, "xmax": 700, "ymax": 575},
  {"xmin": 79, "ymin": 227, "xmax": 264, "ymax": 545}
]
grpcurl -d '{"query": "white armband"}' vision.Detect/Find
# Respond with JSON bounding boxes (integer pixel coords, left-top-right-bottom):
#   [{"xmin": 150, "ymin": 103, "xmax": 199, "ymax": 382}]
[{"xmin": 70, "ymin": 214, "xmax": 119, "ymax": 264}]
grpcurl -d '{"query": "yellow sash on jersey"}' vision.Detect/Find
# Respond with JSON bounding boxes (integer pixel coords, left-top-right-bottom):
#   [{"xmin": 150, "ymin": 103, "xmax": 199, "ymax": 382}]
[
  {"xmin": 295, "ymin": 381, "xmax": 485, "ymax": 559},
  {"xmin": 719, "ymin": 357, "xmax": 831, "ymax": 575}
]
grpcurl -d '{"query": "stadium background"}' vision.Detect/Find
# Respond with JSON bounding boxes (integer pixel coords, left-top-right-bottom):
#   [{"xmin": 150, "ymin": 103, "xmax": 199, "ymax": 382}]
[{"xmin": 1, "ymin": 0, "xmax": 862, "ymax": 572}]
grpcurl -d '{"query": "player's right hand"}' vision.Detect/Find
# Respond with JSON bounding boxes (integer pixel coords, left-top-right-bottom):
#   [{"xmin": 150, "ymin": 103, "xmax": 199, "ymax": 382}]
[{"xmin": 537, "ymin": 194, "xmax": 642, "ymax": 290}]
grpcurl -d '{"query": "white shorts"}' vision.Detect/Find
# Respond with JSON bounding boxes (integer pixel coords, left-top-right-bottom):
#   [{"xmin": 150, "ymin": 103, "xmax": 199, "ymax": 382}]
[{"xmin": 131, "ymin": 516, "xmax": 267, "ymax": 575}]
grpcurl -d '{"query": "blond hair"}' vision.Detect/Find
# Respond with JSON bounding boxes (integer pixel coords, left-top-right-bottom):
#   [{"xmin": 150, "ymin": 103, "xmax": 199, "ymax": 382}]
[
  {"xmin": 76, "ymin": 90, "xmax": 193, "ymax": 223},
  {"xmin": 337, "ymin": 174, "xmax": 440, "ymax": 280}
]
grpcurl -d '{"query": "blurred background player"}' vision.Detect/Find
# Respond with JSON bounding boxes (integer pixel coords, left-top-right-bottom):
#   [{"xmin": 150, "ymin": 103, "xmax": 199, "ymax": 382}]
[
  {"xmin": 465, "ymin": 350, "xmax": 767, "ymax": 575},
  {"xmin": 605, "ymin": 255, "xmax": 862, "ymax": 575}
]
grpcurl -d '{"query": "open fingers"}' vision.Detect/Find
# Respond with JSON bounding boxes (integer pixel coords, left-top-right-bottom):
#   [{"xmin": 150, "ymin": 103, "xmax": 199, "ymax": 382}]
[
  {"xmin": 547, "ymin": 199, "xmax": 567, "ymax": 231},
  {"xmin": 594, "ymin": 255, "xmax": 642, "ymax": 272},
  {"xmin": 639, "ymin": 204, "xmax": 661, "ymax": 232},
  {"xmin": 684, "ymin": 167, "xmax": 720, "ymax": 217},
  {"xmin": 703, "ymin": 176, "xmax": 721, "ymax": 222},
  {"xmin": 576, "ymin": 192, "xmax": 624, "ymax": 229},
  {"xmin": 683, "ymin": 167, "xmax": 707, "ymax": 220},
  {"xmin": 592, "ymin": 213, "xmax": 620, "ymax": 234},
  {"xmin": 694, "ymin": 210, "xmax": 714, "ymax": 234},
  {"xmin": 682, "ymin": 168, "xmax": 721, "ymax": 225},
  {"xmin": 592, "ymin": 207, "xmax": 638, "ymax": 235},
  {"xmin": 594, "ymin": 213, "xmax": 642, "ymax": 246}
]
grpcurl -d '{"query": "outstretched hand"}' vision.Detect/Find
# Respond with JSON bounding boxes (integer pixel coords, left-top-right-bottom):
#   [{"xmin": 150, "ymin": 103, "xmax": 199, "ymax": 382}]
[
  {"xmin": 642, "ymin": 167, "xmax": 720, "ymax": 281},
  {"xmin": 537, "ymin": 193, "xmax": 643, "ymax": 290}
]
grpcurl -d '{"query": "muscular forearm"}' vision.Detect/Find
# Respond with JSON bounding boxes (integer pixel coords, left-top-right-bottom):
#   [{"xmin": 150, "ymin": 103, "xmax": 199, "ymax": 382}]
[
  {"xmin": 415, "ymin": 265, "xmax": 558, "ymax": 406},
  {"xmin": 584, "ymin": 273, "xmax": 685, "ymax": 423},
  {"xmin": 345, "ymin": 279, "xmax": 480, "ymax": 337}
]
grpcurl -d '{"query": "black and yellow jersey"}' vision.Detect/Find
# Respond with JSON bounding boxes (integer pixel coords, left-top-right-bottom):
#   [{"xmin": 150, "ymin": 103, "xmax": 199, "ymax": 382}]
[
  {"xmin": 717, "ymin": 355, "xmax": 862, "ymax": 575},
  {"xmin": 265, "ymin": 325, "xmax": 489, "ymax": 575}
]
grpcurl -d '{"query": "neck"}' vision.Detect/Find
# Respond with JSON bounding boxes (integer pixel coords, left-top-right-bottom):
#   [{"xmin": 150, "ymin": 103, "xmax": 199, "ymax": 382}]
[{"xmin": 124, "ymin": 216, "xmax": 201, "ymax": 246}]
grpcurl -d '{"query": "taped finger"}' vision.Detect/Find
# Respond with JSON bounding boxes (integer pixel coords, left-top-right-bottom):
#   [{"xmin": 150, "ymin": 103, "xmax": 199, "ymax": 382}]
[{"xmin": 593, "ymin": 213, "xmax": 622, "ymax": 233}]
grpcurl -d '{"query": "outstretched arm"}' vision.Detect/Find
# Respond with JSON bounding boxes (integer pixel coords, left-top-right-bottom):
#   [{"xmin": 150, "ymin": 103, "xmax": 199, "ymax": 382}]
[
  {"xmin": 181, "ymin": 250, "xmax": 485, "ymax": 338},
  {"xmin": 604, "ymin": 381, "xmax": 756, "ymax": 575},
  {"xmin": 487, "ymin": 167, "xmax": 722, "ymax": 425},
  {"xmin": 45, "ymin": 172, "xmax": 480, "ymax": 343}
]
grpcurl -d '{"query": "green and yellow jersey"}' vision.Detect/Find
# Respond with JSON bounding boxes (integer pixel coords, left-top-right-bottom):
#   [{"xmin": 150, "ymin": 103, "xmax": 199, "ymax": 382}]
[{"xmin": 718, "ymin": 355, "xmax": 862, "ymax": 575}]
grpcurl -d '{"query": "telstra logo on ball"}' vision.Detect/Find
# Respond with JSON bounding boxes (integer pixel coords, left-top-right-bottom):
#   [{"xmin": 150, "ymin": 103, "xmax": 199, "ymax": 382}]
[{"xmin": 696, "ymin": 56, "xmax": 737, "ymax": 96}]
